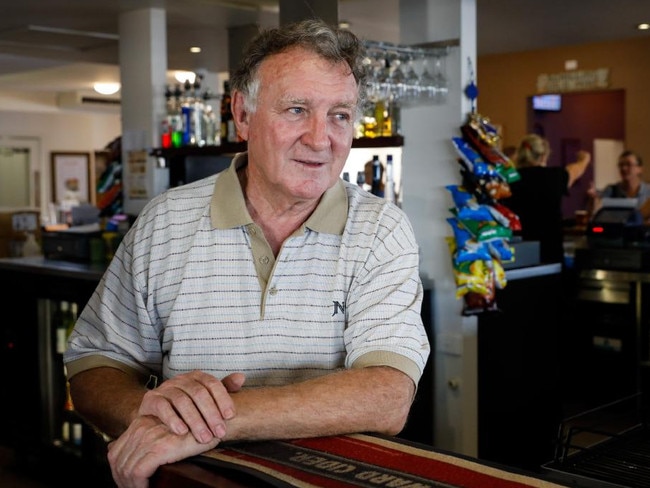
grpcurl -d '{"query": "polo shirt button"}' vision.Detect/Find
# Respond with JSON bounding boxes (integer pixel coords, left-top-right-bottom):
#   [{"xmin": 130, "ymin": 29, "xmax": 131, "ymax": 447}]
[
  {"xmin": 269, "ymin": 287, "xmax": 278, "ymax": 295},
  {"xmin": 260, "ymin": 255, "xmax": 269, "ymax": 265}
]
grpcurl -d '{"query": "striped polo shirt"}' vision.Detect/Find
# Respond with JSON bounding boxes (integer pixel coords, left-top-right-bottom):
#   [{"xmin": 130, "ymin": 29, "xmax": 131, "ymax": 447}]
[{"xmin": 64, "ymin": 153, "xmax": 430, "ymax": 387}]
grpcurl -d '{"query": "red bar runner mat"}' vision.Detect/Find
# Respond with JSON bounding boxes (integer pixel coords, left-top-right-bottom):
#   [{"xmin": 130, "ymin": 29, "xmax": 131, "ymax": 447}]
[{"xmin": 196, "ymin": 434, "xmax": 569, "ymax": 488}]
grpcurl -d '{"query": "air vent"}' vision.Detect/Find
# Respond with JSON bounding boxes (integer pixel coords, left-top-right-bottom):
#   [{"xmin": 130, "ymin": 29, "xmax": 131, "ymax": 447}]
[
  {"xmin": 79, "ymin": 96, "xmax": 120, "ymax": 105},
  {"xmin": 56, "ymin": 91, "xmax": 120, "ymax": 113}
]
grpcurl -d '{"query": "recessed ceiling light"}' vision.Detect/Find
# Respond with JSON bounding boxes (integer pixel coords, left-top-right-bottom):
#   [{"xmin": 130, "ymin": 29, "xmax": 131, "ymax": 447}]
[
  {"xmin": 174, "ymin": 71, "xmax": 196, "ymax": 84},
  {"xmin": 190, "ymin": 46, "xmax": 201, "ymax": 53},
  {"xmin": 93, "ymin": 82, "xmax": 120, "ymax": 95},
  {"xmin": 637, "ymin": 23, "xmax": 650, "ymax": 30}
]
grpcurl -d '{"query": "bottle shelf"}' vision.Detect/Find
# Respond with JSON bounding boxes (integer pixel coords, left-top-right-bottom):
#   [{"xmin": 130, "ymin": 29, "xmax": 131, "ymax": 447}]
[
  {"xmin": 352, "ymin": 135, "xmax": 404, "ymax": 148},
  {"xmin": 152, "ymin": 136, "xmax": 405, "ymax": 188},
  {"xmin": 150, "ymin": 135, "xmax": 404, "ymax": 159},
  {"xmin": 151, "ymin": 141, "xmax": 246, "ymax": 158}
]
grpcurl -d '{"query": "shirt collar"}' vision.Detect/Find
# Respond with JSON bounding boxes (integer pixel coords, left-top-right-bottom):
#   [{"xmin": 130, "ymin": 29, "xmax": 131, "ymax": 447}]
[{"xmin": 210, "ymin": 152, "xmax": 348, "ymax": 235}]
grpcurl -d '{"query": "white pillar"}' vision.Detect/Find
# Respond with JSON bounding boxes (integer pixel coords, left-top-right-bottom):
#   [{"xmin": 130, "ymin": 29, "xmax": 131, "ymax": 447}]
[
  {"xmin": 399, "ymin": 0, "xmax": 478, "ymax": 457},
  {"xmin": 119, "ymin": 8, "xmax": 169, "ymax": 215}
]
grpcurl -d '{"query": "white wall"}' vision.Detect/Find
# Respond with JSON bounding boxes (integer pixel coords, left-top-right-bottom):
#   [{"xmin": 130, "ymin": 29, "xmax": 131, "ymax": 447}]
[
  {"xmin": 0, "ymin": 108, "xmax": 121, "ymax": 218},
  {"xmin": 593, "ymin": 138, "xmax": 625, "ymax": 191}
]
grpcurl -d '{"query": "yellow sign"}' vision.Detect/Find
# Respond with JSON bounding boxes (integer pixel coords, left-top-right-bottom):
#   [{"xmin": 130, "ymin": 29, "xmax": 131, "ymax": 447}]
[
  {"xmin": 537, "ymin": 68, "xmax": 609, "ymax": 93},
  {"xmin": 127, "ymin": 150, "xmax": 148, "ymax": 199}
]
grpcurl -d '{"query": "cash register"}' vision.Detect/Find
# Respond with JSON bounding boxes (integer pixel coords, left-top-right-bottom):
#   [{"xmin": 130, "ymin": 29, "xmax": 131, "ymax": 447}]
[
  {"xmin": 587, "ymin": 198, "xmax": 645, "ymax": 246},
  {"xmin": 576, "ymin": 198, "xmax": 650, "ymax": 271}
]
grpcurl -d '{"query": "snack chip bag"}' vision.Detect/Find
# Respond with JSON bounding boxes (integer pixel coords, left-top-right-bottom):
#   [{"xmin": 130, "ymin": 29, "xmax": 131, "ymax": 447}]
[{"xmin": 446, "ymin": 184, "xmax": 477, "ymax": 209}]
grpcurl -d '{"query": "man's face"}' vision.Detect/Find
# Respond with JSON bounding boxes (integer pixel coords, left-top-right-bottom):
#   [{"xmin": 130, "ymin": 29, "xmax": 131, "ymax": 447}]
[
  {"xmin": 618, "ymin": 154, "xmax": 642, "ymax": 182},
  {"xmin": 236, "ymin": 46, "xmax": 358, "ymax": 203}
]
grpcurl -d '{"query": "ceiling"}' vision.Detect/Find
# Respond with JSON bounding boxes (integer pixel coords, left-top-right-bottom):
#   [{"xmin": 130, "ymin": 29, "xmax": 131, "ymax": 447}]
[{"xmin": 0, "ymin": 0, "xmax": 648, "ymax": 103}]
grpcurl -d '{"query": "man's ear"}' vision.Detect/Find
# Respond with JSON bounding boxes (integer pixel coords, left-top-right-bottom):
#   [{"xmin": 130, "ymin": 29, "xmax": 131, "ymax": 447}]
[{"xmin": 231, "ymin": 91, "xmax": 249, "ymax": 141}]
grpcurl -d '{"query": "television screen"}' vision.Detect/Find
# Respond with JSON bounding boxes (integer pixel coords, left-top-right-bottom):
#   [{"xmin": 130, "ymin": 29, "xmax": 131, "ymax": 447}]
[{"xmin": 532, "ymin": 94, "xmax": 562, "ymax": 111}]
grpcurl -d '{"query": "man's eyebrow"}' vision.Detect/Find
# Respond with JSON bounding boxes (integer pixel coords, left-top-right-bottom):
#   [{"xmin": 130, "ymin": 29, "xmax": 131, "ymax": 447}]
[{"xmin": 332, "ymin": 101, "xmax": 356, "ymax": 110}]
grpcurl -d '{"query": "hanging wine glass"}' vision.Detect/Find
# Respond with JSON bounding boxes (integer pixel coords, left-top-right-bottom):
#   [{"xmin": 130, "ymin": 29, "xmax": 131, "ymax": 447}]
[
  {"xmin": 432, "ymin": 54, "xmax": 448, "ymax": 104},
  {"xmin": 363, "ymin": 50, "xmax": 385, "ymax": 103},
  {"xmin": 418, "ymin": 55, "xmax": 437, "ymax": 101},
  {"xmin": 377, "ymin": 57, "xmax": 393, "ymax": 102},
  {"xmin": 402, "ymin": 53, "xmax": 420, "ymax": 104},
  {"xmin": 389, "ymin": 53, "xmax": 407, "ymax": 103}
]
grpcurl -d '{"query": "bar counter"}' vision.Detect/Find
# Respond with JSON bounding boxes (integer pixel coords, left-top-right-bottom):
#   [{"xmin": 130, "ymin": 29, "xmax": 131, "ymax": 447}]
[{"xmin": 150, "ymin": 434, "xmax": 570, "ymax": 488}]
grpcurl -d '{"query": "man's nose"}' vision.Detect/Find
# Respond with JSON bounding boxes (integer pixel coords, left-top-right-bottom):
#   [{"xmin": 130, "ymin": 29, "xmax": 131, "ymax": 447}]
[{"xmin": 302, "ymin": 116, "xmax": 330, "ymax": 149}]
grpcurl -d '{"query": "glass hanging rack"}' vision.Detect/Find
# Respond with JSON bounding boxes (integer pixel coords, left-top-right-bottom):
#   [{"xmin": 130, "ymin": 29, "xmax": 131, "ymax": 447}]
[{"xmin": 362, "ymin": 39, "xmax": 457, "ymax": 107}]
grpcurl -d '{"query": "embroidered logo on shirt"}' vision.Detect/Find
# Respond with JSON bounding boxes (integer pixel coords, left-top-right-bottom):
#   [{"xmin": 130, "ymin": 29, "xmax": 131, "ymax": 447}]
[{"xmin": 332, "ymin": 301, "xmax": 345, "ymax": 316}]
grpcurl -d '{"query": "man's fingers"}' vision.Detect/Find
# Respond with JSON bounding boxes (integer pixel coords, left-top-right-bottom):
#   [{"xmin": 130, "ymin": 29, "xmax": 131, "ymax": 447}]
[
  {"xmin": 138, "ymin": 371, "xmax": 246, "ymax": 443},
  {"xmin": 222, "ymin": 372, "xmax": 246, "ymax": 393},
  {"xmin": 139, "ymin": 390, "xmax": 189, "ymax": 436},
  {"xmin": 107, "ymin": 416, "xmax": 220, "ymax": 488}
]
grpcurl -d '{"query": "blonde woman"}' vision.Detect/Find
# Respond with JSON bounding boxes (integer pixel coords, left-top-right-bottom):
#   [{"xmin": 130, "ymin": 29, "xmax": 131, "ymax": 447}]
[{"xmin": 502, "ymin": 134, "xmax": 591, "ymax": 264}]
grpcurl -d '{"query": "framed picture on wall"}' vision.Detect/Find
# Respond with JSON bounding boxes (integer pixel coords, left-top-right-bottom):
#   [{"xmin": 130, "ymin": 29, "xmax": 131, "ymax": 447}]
[{"xmin": 51, "ymin": 152, "xmax": 91, "ymax": 204}]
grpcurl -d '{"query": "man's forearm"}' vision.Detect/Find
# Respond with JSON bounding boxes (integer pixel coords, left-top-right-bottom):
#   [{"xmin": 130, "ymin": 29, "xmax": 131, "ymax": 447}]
[
  {"xmin": 70, "ymin": 365, "xmax": 415, "ymax": 443},
  {"xmin": 222, "ymin": 366, "xmax": 415, "ymax": 442},
  {"xmin": 69, "ymin": 367, "xmax": 147, "ymax": 439}
]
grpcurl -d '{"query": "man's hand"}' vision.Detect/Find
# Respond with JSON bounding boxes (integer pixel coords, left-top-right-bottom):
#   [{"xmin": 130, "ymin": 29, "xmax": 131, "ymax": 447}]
[
  {"xmin": 138, "ymin": 370, "xmax": 245, "ymax": 443},
  {"xmin": 107, "ymin": 414, "xmax": 220, "ymax": 488}
]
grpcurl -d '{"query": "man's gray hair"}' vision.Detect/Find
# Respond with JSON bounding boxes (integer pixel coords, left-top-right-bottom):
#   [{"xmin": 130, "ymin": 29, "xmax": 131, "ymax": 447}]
[{"xmin": 230, "ymin": 18, "xmax": 368, "ymax": 114}]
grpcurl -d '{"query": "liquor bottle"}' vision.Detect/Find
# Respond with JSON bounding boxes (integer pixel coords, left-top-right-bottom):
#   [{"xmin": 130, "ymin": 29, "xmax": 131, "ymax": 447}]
[
  {"xmin": 61, "ymin": 365, "xmax": 83, "ymax": 448},
  {"xmin": 385, "ymin": 154, "xmax": 395, "ymax": 203},
  {"xmin": 191, "ymin": 75, "xmax": 205, "ymax": 146},
  {"xmin": 374, "ymin": 101, "xmax": 386, "ymax": 138},
  {"xmin": 160, "ymin": 86, "xmax": 173, "ymax": 148},
  {"xmin": 390, "ymin": 102, "xmax": 401, "ymax": 135},
  {"xmin": 66, "ymin": 302, "xmax": 78, "ymax": 339},
  {"xmin": 220, "ymin": 81, "xmax": 237, "ymax": 143},
  {"xmin": 202, "ymin": 94, "xmax": 219, "ymax": 146},
  {"xmin": 362, "ymin": 102, "xmax": 378, "ymax": 138},
  {"xmin": 356, "ymin": 171, "xmax": 366, "ymax": 189},
  {"xmin": 370, "ymin": 155, "xmax": 384, "ymax": 197},
  {"xmin": 61, "ymin": 367, "xmax": 73, "ymax": 443},
  {"xmin": 181, "ymin": 80, "xmax": 194, "ymax": 146},
  {"xmin": 379, "ymin": 101, "xmax": 392, "ymax": 136},
  {"xmin": 171, "ymin": 84, "xmax": 184, "ymax": 148},
  {"xmin": 55, "ymin": 301, "xmax": 71, "ymax": 354}
]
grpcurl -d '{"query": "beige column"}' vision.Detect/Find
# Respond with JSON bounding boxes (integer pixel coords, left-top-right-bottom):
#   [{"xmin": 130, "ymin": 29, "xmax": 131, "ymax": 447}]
[{"xmin": 118, "ymin": 7, "xmax": 168, "ymax": 215}]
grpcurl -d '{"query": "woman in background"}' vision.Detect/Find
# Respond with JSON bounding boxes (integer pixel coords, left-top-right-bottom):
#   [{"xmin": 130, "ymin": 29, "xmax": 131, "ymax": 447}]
[
  {"xmin": 502, "ymin": 134, "xmax": 591, "ymax": 264},
  {"xmin": 588, "ymin": 150, "xmax": 650, "ymax": 221}
]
